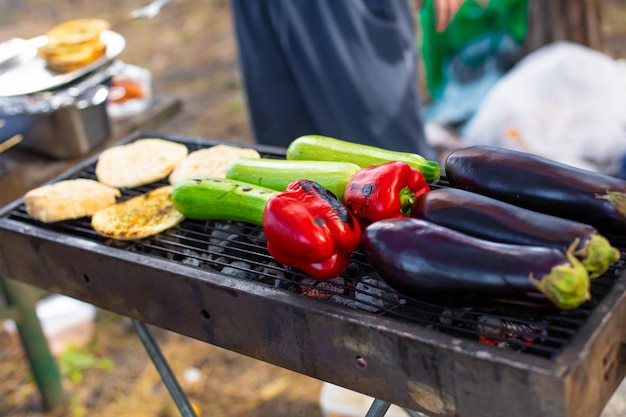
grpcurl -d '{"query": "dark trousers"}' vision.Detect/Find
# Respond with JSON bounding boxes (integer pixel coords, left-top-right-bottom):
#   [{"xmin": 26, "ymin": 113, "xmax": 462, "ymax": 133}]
[{"xmin": 230, "ymin": 0, "xmax": 436, "ymax": 160}]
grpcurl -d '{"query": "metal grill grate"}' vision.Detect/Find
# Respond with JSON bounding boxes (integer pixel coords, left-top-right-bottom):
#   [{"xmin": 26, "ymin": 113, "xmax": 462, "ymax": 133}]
[{"xmin": 4, "ymin": 137, "xmax": 624, "ymax": 361}]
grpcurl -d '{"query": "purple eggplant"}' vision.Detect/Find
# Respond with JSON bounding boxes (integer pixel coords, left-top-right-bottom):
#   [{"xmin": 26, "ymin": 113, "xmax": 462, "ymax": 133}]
[
  {"xmin": 444, "ymin": 146, "xmax": 626, "ymax": 240},
  {"xmin": 411, "ymin": 188, "xmax": 620, "ymax": 278},
  {"xmin": 362, "ymin": 218, "xmax": 590, "ymax": 309}
]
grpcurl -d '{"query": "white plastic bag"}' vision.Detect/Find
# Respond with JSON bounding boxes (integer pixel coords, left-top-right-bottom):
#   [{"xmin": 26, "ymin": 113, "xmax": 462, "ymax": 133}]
[{"xmin": 460, "ymin": 41, "xmax": 626, "ymax": 173}]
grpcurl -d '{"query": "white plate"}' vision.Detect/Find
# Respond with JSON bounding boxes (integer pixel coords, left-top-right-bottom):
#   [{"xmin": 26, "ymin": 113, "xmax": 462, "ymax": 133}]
[{"xmin": 0, "ymin": 30, "xmax": 126, "ymax": 97}]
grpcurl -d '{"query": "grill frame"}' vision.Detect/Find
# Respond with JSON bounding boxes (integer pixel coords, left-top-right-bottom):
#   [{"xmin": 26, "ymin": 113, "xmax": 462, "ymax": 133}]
[{"xmin": 1, "ymin": 131, "xmax": 625, "ymax": 417}]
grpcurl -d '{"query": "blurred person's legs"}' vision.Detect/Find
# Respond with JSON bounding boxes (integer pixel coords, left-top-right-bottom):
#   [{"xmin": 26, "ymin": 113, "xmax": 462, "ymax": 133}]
[{"xmin": 231, "ymin": 0, "xmax": 436, "ymax": 160}]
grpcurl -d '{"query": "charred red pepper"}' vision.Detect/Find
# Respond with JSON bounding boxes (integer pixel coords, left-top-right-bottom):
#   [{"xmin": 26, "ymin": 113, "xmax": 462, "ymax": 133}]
[
  {"xmin": 344, "ymin": 161, "xmax": 430, "ymax": 225},
  {"xmin": 262, "ymin": 179, "xmax": 361, "ymax": 280}
]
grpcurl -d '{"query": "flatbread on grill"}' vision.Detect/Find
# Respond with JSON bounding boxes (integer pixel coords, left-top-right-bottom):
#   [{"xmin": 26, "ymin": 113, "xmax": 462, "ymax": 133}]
[
  {"xmin": 96, "ymin": 138, "xmax": 189, "ymax": 189},
  {"xmin": 24, "ymin": 178, "xmax": 120, "ymax": 223},
  {"xmin": 91, "ymin": 185, "xmax": 185, "ymax": 241},
  {"xmin": 169, "ymin": 144, "xmax": 261, "ymax": 184}
]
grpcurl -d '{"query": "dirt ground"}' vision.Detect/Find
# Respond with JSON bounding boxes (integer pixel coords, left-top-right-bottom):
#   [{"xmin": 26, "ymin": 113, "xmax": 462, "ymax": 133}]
[{"xmin": 2, "ymin": 1, "xmax": 626, "ymax": 417}]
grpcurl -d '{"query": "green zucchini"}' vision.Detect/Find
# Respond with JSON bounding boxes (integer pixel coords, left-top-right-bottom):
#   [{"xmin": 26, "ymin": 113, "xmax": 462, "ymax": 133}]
[
  {"xmin": 171, "ymin": 177, "xmax": 276, "ymax": 225},
  {"xmin": 286, "ymin": 135, "xmax": 441, "ymax": 182},
  {"xmin": 226, "ymin": 158, "xmax": 360, "ymax": 201}
]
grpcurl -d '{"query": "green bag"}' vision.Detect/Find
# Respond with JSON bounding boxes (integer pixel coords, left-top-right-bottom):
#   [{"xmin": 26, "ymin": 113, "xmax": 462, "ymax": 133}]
[{"xmin": 419, "ymin": 0, "xmax": 528, "ymax": 99}]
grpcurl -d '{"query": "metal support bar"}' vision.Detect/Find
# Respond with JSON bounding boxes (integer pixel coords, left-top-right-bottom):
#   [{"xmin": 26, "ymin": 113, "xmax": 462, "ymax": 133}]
[
  {"xmin": 131, "ymin": 319, "xmax": 197, "ymax": 417},
  {"xmin": 0, "ymin": 277, "xmax": 65, "ymax": 411},
  {"xmin": 366, "ymin": 399, "xmax": 392, "ymax": 417},
  {"xmin": 366, "ymin": 398, "xmax": 430, "ymax": 417}
]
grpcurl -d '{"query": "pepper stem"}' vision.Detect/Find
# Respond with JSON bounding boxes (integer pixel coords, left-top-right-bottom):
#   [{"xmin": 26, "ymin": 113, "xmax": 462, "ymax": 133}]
[
  {"xmin": 399, "ymin": 186, "xmax": 416, "ymax": 217},
  {"xmin": 530, "ymin": 240, "xmax": 590, "ymax": 309},
  {"xmin": 573, "ymin": 233, "xmax": 621, "ymax": 279}
]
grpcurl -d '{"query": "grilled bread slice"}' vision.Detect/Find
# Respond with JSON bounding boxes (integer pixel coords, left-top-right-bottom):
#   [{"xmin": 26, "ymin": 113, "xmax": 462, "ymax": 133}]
[
  {"xmin": 39, "ymin": 19, "xmax": 110, "ymax": 71},
  {"xmin": 24, "ymin": 178, "xmax": 120, "ymax": 223},
  {"xmin": 96, "ymin": 138, "xmax": 189, "ymax": 189},
  {"xmin": 45, "ymin": 19, "xmax": 110, "ymax": 46},
  {"xmin": 169, "ymin": 144, "xmax": 261, "ymax": 184},
  {"xmin": 91, "ymin": 186, "xmax": 185, "ymax": 240},
  {"xmin": 40, "ymin": 38, "xmax": 107, "ymax": 72}
]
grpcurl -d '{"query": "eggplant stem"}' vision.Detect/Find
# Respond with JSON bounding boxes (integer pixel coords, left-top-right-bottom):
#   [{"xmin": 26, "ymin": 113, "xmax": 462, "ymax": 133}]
[
  {"xmin": 530, "ymin": 239, "xmax": 590, "ymax": 309},
  {"xmin": 597, "ymin": 190, "xmax": 626, "ymax": 218},
  {"xmin": 574, "ymin": 233, "xmax": 621, "ymax": 279}
]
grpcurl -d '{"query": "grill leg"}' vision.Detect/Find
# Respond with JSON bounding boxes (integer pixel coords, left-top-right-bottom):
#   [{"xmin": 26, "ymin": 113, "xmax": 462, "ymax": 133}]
[
  {"xmin": 366, "ymin": 399, "xmax": 392, "ymax": 417},
  {"xmin": 366, "ymin": 398, "xmax": 430, "ymax": 417},
  {"xmin": 0, "ymin": 277, "xmax": 65, "ymax": 411},
  {"xmin": 131, "ymin": 319, "xmax": 197, "ymax": 417}
]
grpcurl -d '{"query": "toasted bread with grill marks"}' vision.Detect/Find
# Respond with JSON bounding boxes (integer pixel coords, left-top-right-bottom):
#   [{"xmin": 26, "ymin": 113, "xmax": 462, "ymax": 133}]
[{"xmin": 91, "ymin": 186, "xmax": 185, "ymax": 241}]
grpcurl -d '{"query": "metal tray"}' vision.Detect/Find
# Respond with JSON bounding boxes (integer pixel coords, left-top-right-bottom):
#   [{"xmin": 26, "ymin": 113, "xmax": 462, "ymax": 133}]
[
  {"xmin": 0, "ymin": 132, "xmax": 625, "ymax": 417},
  {"xmin": 0, "ymin": 30, "xmax": 125, "ymax": 97}
]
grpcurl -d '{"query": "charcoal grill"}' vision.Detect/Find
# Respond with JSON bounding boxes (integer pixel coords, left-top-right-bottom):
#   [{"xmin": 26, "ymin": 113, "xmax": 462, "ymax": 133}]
[{"xmin": 1, "ymin": 132, "xmax": 625, "ymax": 417}]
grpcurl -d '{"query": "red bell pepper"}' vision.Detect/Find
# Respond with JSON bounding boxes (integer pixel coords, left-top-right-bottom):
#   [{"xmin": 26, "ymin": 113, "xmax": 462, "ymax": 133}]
[
  {"xmin": 344, "ymin": 161, "xmax": 430, "ymax": 225},
  {"xmin": 263, "ymin": 179, "xmax": 362, "ymax": 280}
]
